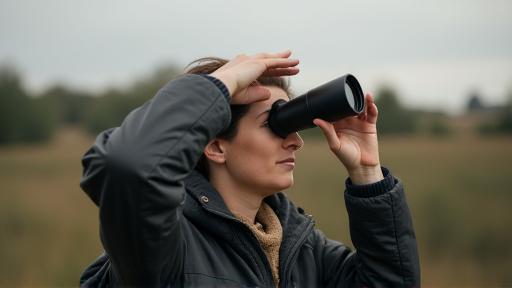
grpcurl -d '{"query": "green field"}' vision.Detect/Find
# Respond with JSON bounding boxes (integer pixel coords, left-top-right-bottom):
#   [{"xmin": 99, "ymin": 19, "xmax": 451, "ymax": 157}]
[{"xmin": 1, "ymin": 128, "xmax": 511, "ymax": 287}]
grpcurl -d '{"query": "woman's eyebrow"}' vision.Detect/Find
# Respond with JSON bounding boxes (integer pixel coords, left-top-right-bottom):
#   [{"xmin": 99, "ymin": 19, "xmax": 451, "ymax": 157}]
[{"xmin": 256, "ymin": 109, "xmax": 270, "ymax": 119}]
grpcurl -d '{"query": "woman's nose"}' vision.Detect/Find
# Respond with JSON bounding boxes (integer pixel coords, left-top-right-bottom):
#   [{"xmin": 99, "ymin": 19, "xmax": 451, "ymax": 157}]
[{"xmin": 283, "ymin": 132, "xmax": 304, "ymax": 151}]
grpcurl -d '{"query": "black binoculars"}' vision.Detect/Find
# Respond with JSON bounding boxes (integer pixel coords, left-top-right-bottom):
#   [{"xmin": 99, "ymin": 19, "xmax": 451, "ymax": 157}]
[{"xmin": 268, "ymin": 74, "xmax": 365, "ymax": 138}]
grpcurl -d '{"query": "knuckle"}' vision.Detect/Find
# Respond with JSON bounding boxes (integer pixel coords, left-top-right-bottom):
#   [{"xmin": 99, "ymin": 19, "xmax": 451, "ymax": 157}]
[
  {"xmin": 255, "ymin": 52, "xmax": 270, "ymax": 58},
  {"xmin": 235, "ymin": 54, "xmax": 248, "ymax": 60}
]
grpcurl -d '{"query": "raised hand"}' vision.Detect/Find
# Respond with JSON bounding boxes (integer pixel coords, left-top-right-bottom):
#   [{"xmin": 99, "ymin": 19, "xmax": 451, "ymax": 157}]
[
  {"xmin": 209, "ymin": 50, "xmax": 299, "ymax": 105},
  {"xmin": 313, "ymin": 94, "xmax": 384, "ymax": 185}
]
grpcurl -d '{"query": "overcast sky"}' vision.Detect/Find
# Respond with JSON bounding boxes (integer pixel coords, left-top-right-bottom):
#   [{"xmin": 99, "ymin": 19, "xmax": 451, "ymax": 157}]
[{"xmin": 1, "ymin": 0, "xmax": 511, "ymax": 114}]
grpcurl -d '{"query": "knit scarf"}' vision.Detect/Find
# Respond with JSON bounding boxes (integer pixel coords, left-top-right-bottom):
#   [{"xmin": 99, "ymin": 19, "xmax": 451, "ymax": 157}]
[{"xmin": 236, "ymin": 202, "xmax": 283, "ymax": 287}]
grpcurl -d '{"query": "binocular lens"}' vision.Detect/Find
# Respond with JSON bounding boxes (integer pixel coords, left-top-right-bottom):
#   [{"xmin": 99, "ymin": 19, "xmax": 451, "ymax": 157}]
[
  {"xmin": 345, "ymin": 83, "xmax": 355, "ymax": 110},
  {"xmin": 268, "ymin": 74, "xmax": 365, "ymax": 138}
]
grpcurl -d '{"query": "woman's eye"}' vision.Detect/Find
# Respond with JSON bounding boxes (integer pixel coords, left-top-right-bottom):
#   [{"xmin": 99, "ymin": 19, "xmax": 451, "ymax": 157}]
[{"xmin": 262, "ymin": 121, "xmax": 269, "ymax": 128}]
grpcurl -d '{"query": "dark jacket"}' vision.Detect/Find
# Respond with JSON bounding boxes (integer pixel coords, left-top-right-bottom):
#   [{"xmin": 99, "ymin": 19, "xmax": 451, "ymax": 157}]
[{"xmin": 79, "ymin": 74, "xmax": 420, "ymax": 287}]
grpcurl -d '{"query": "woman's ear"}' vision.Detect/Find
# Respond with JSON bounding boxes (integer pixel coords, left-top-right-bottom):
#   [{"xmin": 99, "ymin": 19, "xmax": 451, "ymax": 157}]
[{"xmin": 204, "ymin": 139, "xmax": 227, "ymax": 164}]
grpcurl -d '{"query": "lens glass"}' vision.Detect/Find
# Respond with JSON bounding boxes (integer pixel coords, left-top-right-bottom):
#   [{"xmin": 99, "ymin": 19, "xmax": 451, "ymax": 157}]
[{"xmin": 344, "ymin": 83, "xmax": 355, "ymax": 109}]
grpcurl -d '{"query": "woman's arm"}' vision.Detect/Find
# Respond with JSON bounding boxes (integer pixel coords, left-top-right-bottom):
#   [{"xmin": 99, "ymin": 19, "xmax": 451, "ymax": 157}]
[
  {"xmin": 314, "ymin": 95, "xmax": 420, "ymax": 286},
  {"xmin": 80, "ymin": 74, "xmax": 232, "ymax": 286},
  {"xmin": 80, "ymin": 51, "xmax": 300, "ymax": 286},
  {"xmin": 314, "ymin": 169, "xmax": 420, "ymax": 287}
]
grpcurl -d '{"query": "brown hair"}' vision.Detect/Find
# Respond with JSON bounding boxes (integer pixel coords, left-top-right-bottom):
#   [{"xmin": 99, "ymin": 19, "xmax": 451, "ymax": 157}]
[{"xmin": 185, "ymin": 57, "xmax": 292, "ymax": 178}]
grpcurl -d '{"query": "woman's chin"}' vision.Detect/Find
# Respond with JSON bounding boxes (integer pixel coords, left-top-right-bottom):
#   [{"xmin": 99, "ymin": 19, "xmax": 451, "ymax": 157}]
[{"xmin": 272, "ymin": 175, "xmax": 294, "ymax": 191}]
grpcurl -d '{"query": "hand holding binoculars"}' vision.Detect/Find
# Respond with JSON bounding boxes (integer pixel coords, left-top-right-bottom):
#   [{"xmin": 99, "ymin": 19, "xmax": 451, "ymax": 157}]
[{"xmin": 268, "ymin": 74, "xmax": 365, "ymax": 138}]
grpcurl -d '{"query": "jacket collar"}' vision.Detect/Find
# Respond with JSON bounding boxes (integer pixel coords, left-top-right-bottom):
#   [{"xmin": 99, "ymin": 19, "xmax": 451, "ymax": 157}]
[
  {"xmin": 183, "ymin": 170, "xmax": 236, "ymax": 220},
  {"xmin": 183, "ymin": 170, "xmax": 314, "ymax": 246}
]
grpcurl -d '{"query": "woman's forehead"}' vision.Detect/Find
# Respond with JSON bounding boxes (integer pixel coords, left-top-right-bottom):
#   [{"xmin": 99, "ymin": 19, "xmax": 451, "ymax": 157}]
[{"xmin": 250, "ymin": 87, "xmax": 289, "ymax": 116}]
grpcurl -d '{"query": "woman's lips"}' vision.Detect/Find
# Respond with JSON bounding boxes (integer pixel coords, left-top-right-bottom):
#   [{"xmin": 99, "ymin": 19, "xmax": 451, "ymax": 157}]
[{"xmin": 276, "ymin": 158, "xmax": 295, "ymax": 168}]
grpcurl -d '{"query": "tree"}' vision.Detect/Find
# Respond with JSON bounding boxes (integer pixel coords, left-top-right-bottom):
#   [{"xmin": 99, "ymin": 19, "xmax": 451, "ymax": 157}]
[
  {"xmin": 466, "ymin": 90, "xmax": 485, "ymax": 112},
  {"xmin": 374, "ymin": 85, "xmax": 417, "ymax": 135},
  {"xmin": 0, "ymin": 65, "xmax": 29, "ymax": 143},
  {"xmin": 496, "ymin": 88, "xmax": 512, "ymax": 133},
  {"xmin": 0, "ymin": 65, "xmax": 58, "ymax": 144},
  {"xmin": 38, "ymin": 85, "xmax": 93, "ymax": 125},
  {"xmin": 83, "ymin": 64, "xmax": 180, "ymax": 134}
]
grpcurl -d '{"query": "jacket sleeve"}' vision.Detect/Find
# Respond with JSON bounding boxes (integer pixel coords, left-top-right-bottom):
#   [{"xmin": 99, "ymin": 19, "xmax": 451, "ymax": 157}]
[
  {"xmin": 318, "ymin": 169, "xmax": 420, "ymax": 287},
  {"xmin": 80, "ymin": 74, "xmax": 231, "ymax": 286}
]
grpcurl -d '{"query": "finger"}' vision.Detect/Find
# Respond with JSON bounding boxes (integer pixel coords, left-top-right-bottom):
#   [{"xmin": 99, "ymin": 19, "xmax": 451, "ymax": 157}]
[
  {"xmin": 262, "ymin": 67, "xmax": 300, "ymax": 77},
  {"xmin": 254, "ymin": 50, "xmax": 292, "ymax": 59},
  {"xmin": 366, "ymin": 94, "xmax": 378, "ymax": 124},
  {"xmin": 232, "ymin": 86, "xmax": 271, "ymax": 105},
  {"xmin": 358, "ymin": 94, "xmax": 371, "ymax": 121},
  {"xmin": 313, "ymin": 118, "xmax": 341, "ymax": 152},
  {"xmin": 262, "ymin": 58, "xmax": 300, "ymax": 69}
]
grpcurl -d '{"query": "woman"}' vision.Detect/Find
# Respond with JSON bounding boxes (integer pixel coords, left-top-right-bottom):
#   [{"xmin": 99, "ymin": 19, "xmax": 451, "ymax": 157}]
[{"xmin": 80, "ymin": 51, "xmax": 420, "ymax": 287}]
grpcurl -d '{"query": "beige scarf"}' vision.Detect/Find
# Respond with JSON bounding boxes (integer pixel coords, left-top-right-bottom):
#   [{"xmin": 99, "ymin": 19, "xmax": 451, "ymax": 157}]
[{"xmin": 236, "ymin": 202, "xmax": 283, "ymax": 287}]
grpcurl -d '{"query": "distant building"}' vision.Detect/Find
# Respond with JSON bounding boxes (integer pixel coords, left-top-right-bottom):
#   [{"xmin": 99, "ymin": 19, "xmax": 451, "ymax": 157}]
[{"xmin": 466, "ymin": 92, "xmax": 503, "ymax": 114}]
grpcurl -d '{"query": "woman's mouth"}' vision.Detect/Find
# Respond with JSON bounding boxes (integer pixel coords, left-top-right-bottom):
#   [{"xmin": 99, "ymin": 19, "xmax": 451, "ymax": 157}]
[{"xmin": 276, "ymin": 158, "xmax": 295, "ymax": 168}]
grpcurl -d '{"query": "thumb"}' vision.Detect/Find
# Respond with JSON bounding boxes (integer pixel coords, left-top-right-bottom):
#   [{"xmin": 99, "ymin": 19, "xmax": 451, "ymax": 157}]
[{"xmin": 313, "ymin": 118, "xmax": 340, "ymax": 151}]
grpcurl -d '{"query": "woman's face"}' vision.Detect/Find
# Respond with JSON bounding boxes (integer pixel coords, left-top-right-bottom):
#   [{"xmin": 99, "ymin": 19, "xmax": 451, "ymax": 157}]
[{"xmin": 223, "ymin": 86, "xmax": 304, "ymax": 195}]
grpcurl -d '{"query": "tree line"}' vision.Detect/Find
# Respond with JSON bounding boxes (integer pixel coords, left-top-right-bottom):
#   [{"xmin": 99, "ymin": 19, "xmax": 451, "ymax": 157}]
[
  {"xmin": 0, "ymin": 64, "xmax": 180, "ymax": 145},
  {"xmin": 1, "ymin": 64, "xmax": 511, "ymax": 145}
]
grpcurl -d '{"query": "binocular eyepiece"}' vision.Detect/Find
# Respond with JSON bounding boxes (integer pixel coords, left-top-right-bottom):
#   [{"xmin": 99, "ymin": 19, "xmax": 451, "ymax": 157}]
[{"xmin": 268, "ymin": 74, "xmax": 365, "ymax": 138}]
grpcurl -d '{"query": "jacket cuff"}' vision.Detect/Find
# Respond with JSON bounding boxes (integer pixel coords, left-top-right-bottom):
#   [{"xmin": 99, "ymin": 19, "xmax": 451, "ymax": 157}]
[
  {"xmin": 201, "ymin": 74, "xmax": 231, "ymax": 102},
  {"xmin": 345, "ymin": 166, "xmax": 395, "ymax": 198}
]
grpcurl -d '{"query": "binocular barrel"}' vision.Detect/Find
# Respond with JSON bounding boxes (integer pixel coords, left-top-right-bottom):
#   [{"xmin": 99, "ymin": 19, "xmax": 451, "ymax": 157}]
[{"xmin": 268, "ymin": 74, "xmax": 365, "ymax": 138}]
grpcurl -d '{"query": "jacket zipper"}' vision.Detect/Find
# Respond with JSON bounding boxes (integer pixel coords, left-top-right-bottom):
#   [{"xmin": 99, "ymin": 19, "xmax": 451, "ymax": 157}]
[
  {"xmin": 235, "ymin": 221, "xmax": 275, "ymax": 287},
  {"xmin": 204, "ymin": 206, "xmax": 275, "ymax": 286},
  {"xmin": 280, "ymin": 217, "xmax": 315, "ymax": 287}
]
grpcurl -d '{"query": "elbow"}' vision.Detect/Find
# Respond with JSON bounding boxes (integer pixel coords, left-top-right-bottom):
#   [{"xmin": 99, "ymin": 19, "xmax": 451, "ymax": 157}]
[{"xmin": 80, "ymin": 142, "xmax": 148, "ymax": 206}]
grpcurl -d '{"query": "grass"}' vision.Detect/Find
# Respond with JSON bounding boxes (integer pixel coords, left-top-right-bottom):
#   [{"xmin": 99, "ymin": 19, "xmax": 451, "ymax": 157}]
[
  {"xmin": 290, "ymin": 133, "xmax": 512, "ymax": 286},
  {"xmin": 0, "ymin": 128, "xmax": 101, "ymax": 286},
  {"xmin": 1, "ymin": 128, "xmax": 511, "ymax": 286}
]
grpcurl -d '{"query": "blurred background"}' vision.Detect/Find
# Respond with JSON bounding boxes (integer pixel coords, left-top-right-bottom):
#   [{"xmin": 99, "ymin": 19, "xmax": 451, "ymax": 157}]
[{"xmin": 1, "ymin": 0, "xmax": 511, "ymax": 286}]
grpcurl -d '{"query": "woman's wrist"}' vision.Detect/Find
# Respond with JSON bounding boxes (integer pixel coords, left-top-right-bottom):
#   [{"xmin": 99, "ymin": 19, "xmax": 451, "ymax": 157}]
[
  {"xmin": 348, "ymin": 165, "xmax": 384, "ymax": 185},
  {"xmin": 209, "ymin": 72, "xmax": 235, "ymax": 97}
]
